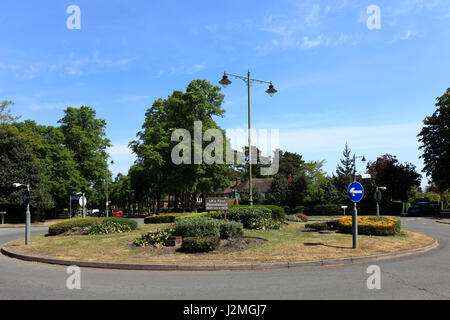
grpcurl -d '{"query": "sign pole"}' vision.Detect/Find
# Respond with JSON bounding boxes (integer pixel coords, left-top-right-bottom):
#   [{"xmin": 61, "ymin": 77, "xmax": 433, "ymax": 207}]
[
  {"xmin": 25, "ymin": 184, "xmax": 31, "ymax": 245},
  {"xmin": 69, "ymin": 196, "xmax": 72, "ymax": 219},
  {"xmin": 352, "ymin": 202, "xmax": 358, "ymax": 249}
]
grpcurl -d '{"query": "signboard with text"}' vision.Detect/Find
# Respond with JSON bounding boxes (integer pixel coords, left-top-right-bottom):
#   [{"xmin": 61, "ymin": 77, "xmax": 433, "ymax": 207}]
[{"xmin": 205, "ymin": 198, "xmax": 229, "ymax": 212}]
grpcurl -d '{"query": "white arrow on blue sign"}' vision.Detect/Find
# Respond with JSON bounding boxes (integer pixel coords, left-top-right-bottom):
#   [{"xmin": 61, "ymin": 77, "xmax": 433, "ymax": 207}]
[{"xmin": 347, "ymin": 182, "xmax": 364, "ymax": 203}]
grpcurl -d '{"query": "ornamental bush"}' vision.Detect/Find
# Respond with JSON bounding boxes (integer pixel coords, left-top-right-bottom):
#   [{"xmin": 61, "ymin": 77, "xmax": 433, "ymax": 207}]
[
  {"xmin": 144, "ymin": 214, "xmax": 178, "ymax": 224},
  {"xmin": 249, "ymin": 217, "xmax": 282, "ymax": 230},
  {"xmin": 338, "ymin": 216, "xmax": 401, "ymax": 236},
  {"xmin": 257, "ymin": 205, "xmax": 286, "ymax": 221},
  {"xmin": 133, "ymin": 228, "xmax": 174, "ymax": 247},
  {"xmin": 103, "ymin": 217, "xmax": 138, "ymax": 230},
  {"xmin": 48, "ymin": 218, "xmax": 102, "ymax": 235},
  {"xmin": 304, "ymin": 204, "xmax": 342, "ymax": 216},
  {"xmin": 174, "ymin": 217, "xmax": 221, "ymax": 238},
  {"xmin": 286, "ymin": 215, "xmax": 301, "ymax": 222},
  {"xmin": 305, "ymin": 220, "xmax": 340, "ymax": 231},
  {"xmin": 181, "ymin": 237, "xmax": 220, "ymax": 253},
  {"xmin": 219, "ymin": 221, "xmax": 244, "ymax": 239},
  {"xmin": 89, "ymin": 220, "xmax": 132, "ymax": 235},
  {"xmin": 211, "ymin": 207, "xmax": 271, "ymax": 228},
  {"xmin": 292, "ymin": 213, "xmax": 308, "ymax": 222}
]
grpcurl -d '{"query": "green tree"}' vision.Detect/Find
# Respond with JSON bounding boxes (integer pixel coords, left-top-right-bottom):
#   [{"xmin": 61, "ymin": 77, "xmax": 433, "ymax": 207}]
[
  {"xmin": 333, "ymin": 143, "xmax": 355, "ymax": 203},
  {"xmin": 14, "ymin": 121, "xmax": 86, "ymax": 210},
  {"xmin": 0, "ymin": 100, "xmax": 21, "ymax": 124},
  {"xmin": 0, "ymin": 125, "xmax": 53, "ymax": 221},
  {"xmin": 418, "ymin": 88, "xmax": 450, "ymax": 191},
  {"xmin": 58, "ymin": 106, "xmax": 112, "ymax": 202}
]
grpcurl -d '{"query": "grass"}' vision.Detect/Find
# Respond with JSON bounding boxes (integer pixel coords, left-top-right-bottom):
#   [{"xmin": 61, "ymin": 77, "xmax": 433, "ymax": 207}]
[{"xmin": 4, "ymin": 222, "xmax": 434, "ymax": 265}]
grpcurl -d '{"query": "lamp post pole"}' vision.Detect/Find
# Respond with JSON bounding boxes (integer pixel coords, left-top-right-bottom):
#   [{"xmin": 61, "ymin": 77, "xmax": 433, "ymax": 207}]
[
  {"xmin": 25, "ymin": 184, "xmax": 30, "ymax": 245},
  {"xmin": 351, "ymin": 154, "xmax": 366, "ymax": 249},
  {"xmin": 219, "ymin": 70, "xmax": 277, "ymax": 208}
]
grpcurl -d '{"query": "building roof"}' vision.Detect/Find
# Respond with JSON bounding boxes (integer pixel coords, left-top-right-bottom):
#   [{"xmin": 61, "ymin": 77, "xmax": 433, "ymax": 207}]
[{"xmin": 217, "ymin": 178, "xmax": 274, "ymax": 194}]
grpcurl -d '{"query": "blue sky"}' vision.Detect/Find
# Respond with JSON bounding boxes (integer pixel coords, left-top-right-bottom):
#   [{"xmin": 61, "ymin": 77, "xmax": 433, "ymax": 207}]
[{"xmin": 1, "ymin": 0, "xmax": 449, "ymax": 186}]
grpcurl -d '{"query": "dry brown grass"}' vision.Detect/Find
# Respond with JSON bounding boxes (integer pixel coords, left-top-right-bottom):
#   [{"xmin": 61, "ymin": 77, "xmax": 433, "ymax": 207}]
[{"xmin": 4, "ymin": 222, "xmax": 434, "ymax": 265}]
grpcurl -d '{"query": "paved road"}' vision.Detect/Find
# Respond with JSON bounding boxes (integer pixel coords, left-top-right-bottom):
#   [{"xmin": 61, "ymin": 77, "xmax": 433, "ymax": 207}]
[{"xmin": 0, "ymin": 218, "xmax": 449, "ymax": 300}]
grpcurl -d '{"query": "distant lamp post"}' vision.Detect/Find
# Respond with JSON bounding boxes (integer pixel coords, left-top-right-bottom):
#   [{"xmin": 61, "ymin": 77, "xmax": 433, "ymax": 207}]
[
  {"xmin": 375, "ymin": 186, "xmax": 387, "ymax": 217},
  {"xmin": 219, "ymin": 70, "xmax": 277, "ymax": 207},
  {"xmin": 13, "ymin": 183, "xmax": 31, "ymax": 245},
  {"xmin": 76, "ymin": 192, "xmax": 86, "ymax": 219}
]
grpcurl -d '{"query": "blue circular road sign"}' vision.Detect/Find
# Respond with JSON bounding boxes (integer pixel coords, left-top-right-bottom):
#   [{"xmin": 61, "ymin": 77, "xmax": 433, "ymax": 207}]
[{"xmin": 347, "ymin": 182, "xmax": 364, "ymax": 203}]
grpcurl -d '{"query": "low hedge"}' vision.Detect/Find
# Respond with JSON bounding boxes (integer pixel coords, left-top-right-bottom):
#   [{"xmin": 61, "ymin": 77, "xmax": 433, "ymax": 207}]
[
  {"xmin": 338, "ymin": 216, "xmax": 401, "ymax": 236},
  {"xmin": 175, "ymin": 212, "xmax": 209, "ymax": 220},
  {"xmin": 256, "ymin": 205, "xmax": 286, "ymax": 221},
  {"xmin": 144, "ymin": 214, "xmax": 178, "ymax": 224},
  {"xmin": 48, "ymin": 217, "xmax": 137, "ymax": 235},
  {"xmin": 48, "ymin": 218, "xmax": 102, "ymax": 235},
  {"xmin": 173, "ymin": 217, "xmax": 244, "ymax": 239},
  {"xmin": 181, "ymin": 237, "xmax": 220, "ymax": 253},
  {"xmin": 305, "ymin": 220, "xmax": 340, "ymax": 231},
  {"xmin": 211, "ymin": 207, "xmax": 271, "ymax": 228}
]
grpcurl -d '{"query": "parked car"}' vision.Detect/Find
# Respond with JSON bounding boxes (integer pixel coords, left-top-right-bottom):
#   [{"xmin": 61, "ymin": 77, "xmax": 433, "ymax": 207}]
[
  {"xmin": 406, "ymin": 206, "xmax": 421, "ymax": 216},
  {"xmin": 407, "ymin": 202, "xmax": 440, "ymax": 216},
  {"xmin": 111, "ymin": 209, "xmax": 124, "ymax": 217}
]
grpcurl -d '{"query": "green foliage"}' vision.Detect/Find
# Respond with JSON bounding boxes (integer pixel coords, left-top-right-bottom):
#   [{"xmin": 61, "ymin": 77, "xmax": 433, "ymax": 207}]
[
  {"xmin": 418, "ymin": 88, "xmax": 450, "ymax": 191},
  {"xmin": 291, "ymin": 213, "xmax": 308, "ymax": 222},
  {"xmin": 144, "ymin": 214, "xmax": 178, "ymax": 224},
  {"xmin": 286, "ymin": 215, "xmax": 301, "ymax": 222},
  {"xmin": 48, "ymin": 218, "xmax": 101, "ymax": 235},
  {"xmin": 0, "ymin": 125, "xmax": 54, "ymax": 221},
  {"xmin": 305, "ymin": 220, "xmax": 340, "ymax": 231},
  {"xmin": 249, "ymin": 218, "xmax": 282, "ymax": 230},
  {"xmin": 103, "ymin": 217, "xmax": 138, "ymax": 230},
  {"xmin": 181, "ymin": 237, "xmax": 220, "ymax": 253},
  {"xmin": 175, "ymin": 212, "xmax": 209, "ymax": 220},
  {"xmin": 219, "ymin": 221, "xmax": 244, "ymax": 239},
  {"xmin": 304, "ymin": 204, "xmax": 342, "ymax": 216},
  {"xmin": 211, "ymin": 207, "xmax": 272, "ymax": 228},
  {"xmin": 256, "ymin": 205, "xmax": 286, "ymax": 221},
  {"xmin": 174, "ymin": 217, "xmax": 221, "ymax": 238},
  {"xmin": 89, "ymin": 220, "xmax": 132, "ymax": 235},
  {"xmin": 0, "ymin": 100, "xmax": 20, "ymax": 124},
  {"xmin": 133, "ymin": 229, "xmax": 174, "ymax": 247}
]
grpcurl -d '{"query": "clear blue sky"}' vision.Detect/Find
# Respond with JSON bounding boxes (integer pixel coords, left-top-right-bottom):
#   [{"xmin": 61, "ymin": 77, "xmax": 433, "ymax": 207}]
[{"xmin": 1, "ymin": 0, "xmax": 449, "ymax": 187}]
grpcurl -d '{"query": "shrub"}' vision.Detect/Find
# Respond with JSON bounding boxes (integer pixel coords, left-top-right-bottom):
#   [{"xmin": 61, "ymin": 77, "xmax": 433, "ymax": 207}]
[
  {"xmin": 286, "ymin": 215, "xmax": 301, "ymax": 222},
  {"xmin": 257, "ymin": 205, "xmax": 286, "ymax": 221},
  {"xmin": 89, "ymin": 220, "xmax": 132, "ymax": 235},
  {"xmin": 338, "ymin": 216, "xmax": 401, "ymax": 236},
  {"xmin": 291, "ymin": 206, "xmax": 305, "ymax": 214},
  {"xmin": 48, "ymin": 218, "xmax": 102, "ymax": 235},
  {"xmin": 249, "ymin": 218, "xmax": 282, "ymax": 230},
  {"xmin": 305, "ymin": 220, "xmax": 340, "ymax": 231},
  {"xmin": 173, "ymin": 217, "xmax": 221, "ymax": 238},
  {"xmin": 103, "ymin": 217, "xmax": 138, "ymax": 230},
  {"xmin": 181, "ymin": 237, "xmax": 220, "ymax": 253},
  {"xmin": 175, "ymin": 212, "xmax": 209, "ymax": 220},
  {"xmin": 219, "ymin": 221, "xmax": 244, "ymax": 239},
  {"xmin": 144, "ymin": 214, "xmax": 178, "ymax": 224},
  {"xmin": 305, "ymin": 204, "xmax": 341, "ymax": 216},
  {"xmin": 134, "ymin": 228, "xmax": 174, "ymax": 247},
  {"xmin": 211, "ymin": 207, "xmax": 271, "ymax": 228},
  {"xmin": 292, "ymin": 213, "xmax": 308, "ymax": 222}
]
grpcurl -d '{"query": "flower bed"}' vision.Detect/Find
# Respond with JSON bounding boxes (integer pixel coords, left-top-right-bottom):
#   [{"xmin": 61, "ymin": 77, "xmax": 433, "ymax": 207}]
[{"xmin": 338, "ymin": 216, "xmax": 401, "ymax": 236}]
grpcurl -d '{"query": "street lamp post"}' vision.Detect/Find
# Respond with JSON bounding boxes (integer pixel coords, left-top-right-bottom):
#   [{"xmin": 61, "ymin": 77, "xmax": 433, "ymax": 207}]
[
  {"xmin": 375, "ymin": 186, "xmax": 387, "ymax": 217},
  {"xmin": 219, "ymin": 70, "xmax": 277, "ymax": 207},
  {"xmin": 351, "ymin": 154, "xmax": 366, "ymax": 249},
  {"xmin": 13, "ymin": 183, "xmax": 31, "ymax": 245}
]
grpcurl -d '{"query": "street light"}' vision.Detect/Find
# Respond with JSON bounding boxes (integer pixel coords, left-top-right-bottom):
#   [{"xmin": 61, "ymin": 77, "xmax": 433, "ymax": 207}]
[
  {"xmin": 351, "ymin": 154, "xmax": 368, "ymax": 249},
  {"xmin": 12, "ymin": 183, "xmax": 31, "ymax": 245},
  {"xmin": 375, "ymin": 186, "xmax": 387, "ymax": 217},
  {"xmin": 76, "ymin": 192, "xmax": 86, "ymax": 219},
  {"xmin": 219, "ymin": 70, "xmax": 277, "ymax": 207}
]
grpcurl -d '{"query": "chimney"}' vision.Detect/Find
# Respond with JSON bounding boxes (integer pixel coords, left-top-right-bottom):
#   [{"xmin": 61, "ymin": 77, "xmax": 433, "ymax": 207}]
[
  {"xmin": 237, "ymin": 178, "xmax": 241, "ymax": 185},
  {"xmin": 288, "ymin": 174, "xmax": 292, "ymax": 184}
]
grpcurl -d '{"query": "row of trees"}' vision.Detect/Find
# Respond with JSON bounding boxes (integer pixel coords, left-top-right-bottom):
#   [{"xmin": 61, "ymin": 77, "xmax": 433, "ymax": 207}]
[
  {"xmin": 0, "ymin": 102, "xmax": 111, "ymax": 221},
  {"xmin": 1, "ymin": 85, "xmax": 448, "ymax": 219}
]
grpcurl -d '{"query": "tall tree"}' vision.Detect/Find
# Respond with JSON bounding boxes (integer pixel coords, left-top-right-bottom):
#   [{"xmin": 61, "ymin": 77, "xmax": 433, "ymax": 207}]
[
  {"xmin": 332, "ymin": 143, "xmax": 355, "ymax": 203},
  {"xmin": 58, "ymin": 106, "xmax": 111, "ymax": 198},
  {"xmin": 0, "ymin": 125, "xmax": 53, "ymax": 221},
  {"xmin": 14, "ymin": 121, "xmax": 86, "ymax": 210},
  {"xmin": 367, "ymin": 154, "xmax": 421, "ymax": 202},
  {"xmin": 418, "ymin": 88, "xmax": 450, "ymax": 191}
]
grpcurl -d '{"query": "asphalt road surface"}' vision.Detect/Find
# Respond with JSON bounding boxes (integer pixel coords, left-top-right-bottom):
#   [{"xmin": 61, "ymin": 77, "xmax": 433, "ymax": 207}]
[{"xmin": 0, "ymin": 217, "xmax": 448, "ymax": 300}]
